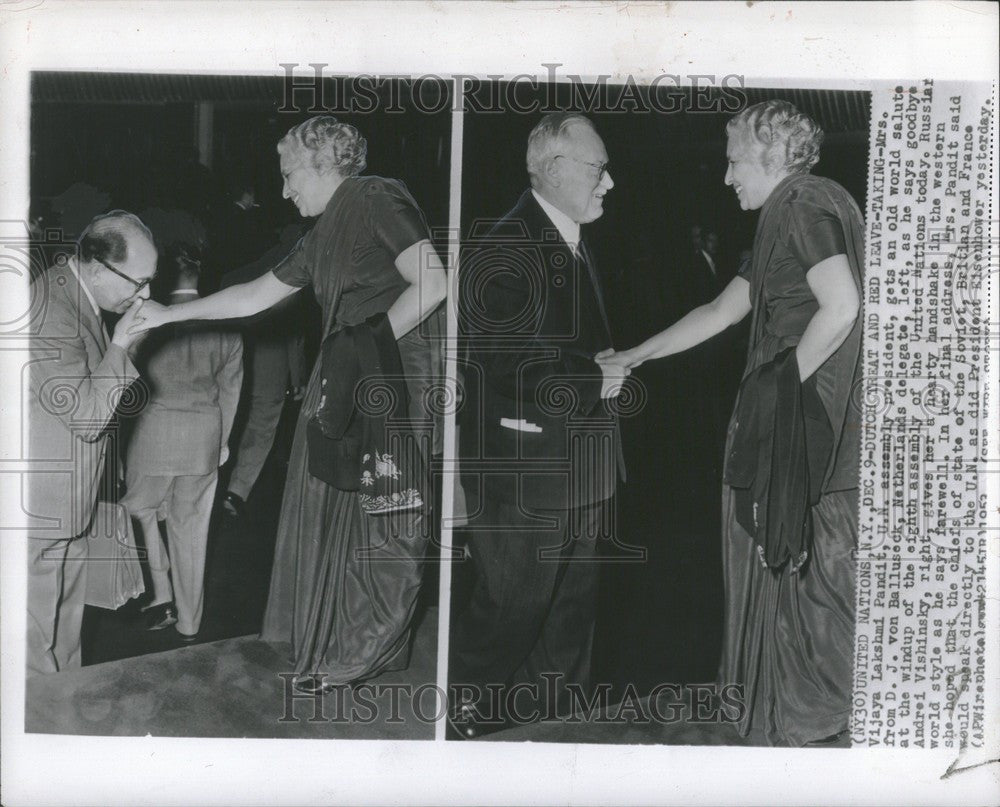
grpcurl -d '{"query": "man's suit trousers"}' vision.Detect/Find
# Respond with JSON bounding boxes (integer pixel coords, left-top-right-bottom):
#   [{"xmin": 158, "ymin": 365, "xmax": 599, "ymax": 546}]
[
  {"xmin": 450, "ymin": 495, "xmax": 608, "ymax": 721},
  {"xmin": 227, "ymin": 339, "xmax": 289, "ymax": 500},
  {"xmin": 123, "ymin": 471, "xmax": 218, "ymax": 635},
  {"xmin": 26, "ymin": 535, "xmax": 88, "ymax": 676}
]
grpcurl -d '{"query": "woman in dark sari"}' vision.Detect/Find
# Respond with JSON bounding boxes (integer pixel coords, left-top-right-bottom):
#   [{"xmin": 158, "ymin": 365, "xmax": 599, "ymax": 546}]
[
  {"xmin": 133, "ymin": 116, "xmax": 447, "ymax": 693},
  {"xmin": 600, "ymin": 100, "xmax": 863, "ymax": 746}
]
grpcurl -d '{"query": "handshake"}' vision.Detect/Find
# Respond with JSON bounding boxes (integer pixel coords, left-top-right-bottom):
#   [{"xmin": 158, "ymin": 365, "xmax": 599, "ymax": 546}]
[{"xmin": 595, "ymin": 347, "xmax": 643, "ymax": 399}]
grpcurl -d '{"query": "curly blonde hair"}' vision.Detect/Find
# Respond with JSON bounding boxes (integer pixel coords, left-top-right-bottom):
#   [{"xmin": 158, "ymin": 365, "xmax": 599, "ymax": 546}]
[
  {"xmin": 727, "ymin": 100, "xmax": 824, "ymax": 174},
  {"xmin": 277, "ymin": 116, "xmax": 368, "ymax": 177}
]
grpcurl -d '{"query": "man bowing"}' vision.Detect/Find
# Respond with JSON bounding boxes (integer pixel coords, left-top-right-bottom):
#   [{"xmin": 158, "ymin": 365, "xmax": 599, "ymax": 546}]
[{"xmin": 27, "ymin": 211, "xmax": 156, "ymax": 675}]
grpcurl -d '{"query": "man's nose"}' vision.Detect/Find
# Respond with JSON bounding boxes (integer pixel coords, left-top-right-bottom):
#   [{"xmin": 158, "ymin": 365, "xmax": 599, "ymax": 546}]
[
  {"xmin": 137, "ymin": 285, "xmax": 151, "ymax": 301},
  {"xmin": 282, "ymin": 182, "xmax": 291, "ymax": 199},
  {"xmin": 724, "ymin": 165, "xmax": 733, "ymax": 185},
  {"xmin": 601, "ymin": 170, "xmax": 614, "ymax": 191}
]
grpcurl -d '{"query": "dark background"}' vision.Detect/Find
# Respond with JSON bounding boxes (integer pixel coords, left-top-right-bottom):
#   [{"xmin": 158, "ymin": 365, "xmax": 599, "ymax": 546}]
[
  {"xmin": 31, "ymin": 72, "xmax": 452, "ymax": 247},
  {"xmin": 29, "ymin": 73, "xmax": 871, "ymax": 690},
  {"xmin": 29, "ymin": 72, "xmax": 452, "ymax": 664},
  {"xmin": 456, "ymin": 81, "xmax": 871, "ymax": 696}
]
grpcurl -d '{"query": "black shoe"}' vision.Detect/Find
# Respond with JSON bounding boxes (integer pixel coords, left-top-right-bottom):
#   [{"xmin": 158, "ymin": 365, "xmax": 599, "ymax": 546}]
[
  {"xmin": 446, "ymin": 703, "xmax": 479, "ymax": 740},
  {"xmin": 221, "ymin": 492, "xmax": 245, "ymax": 519},
  {"xmin": 805, "ymin": 729, "xmax": 850, "ymax": 747},
  {"xmin": 292, "ymin": 674, "xmax": 351, "ymax": 695},
  {"xmin": 145, "ymin": 602, "xmax": 178, "ymax": 631},
  {"xmin": 446, "ymin": 701, "xmax": 507, "ymax": 740}
]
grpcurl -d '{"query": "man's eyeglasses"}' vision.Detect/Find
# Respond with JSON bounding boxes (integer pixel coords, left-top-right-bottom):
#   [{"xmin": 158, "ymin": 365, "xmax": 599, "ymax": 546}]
[
  {"xmin": 95, "ymin": 257, "xmax": 151, "ymax": 293},
  {"xmin": 555, "ymin": 155, "xmax": 610, "ymax": 182}
]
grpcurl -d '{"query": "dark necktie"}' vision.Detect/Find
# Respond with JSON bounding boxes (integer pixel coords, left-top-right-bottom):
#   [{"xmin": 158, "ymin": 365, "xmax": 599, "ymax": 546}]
[
  {"xmin": 577, "ymin": 238, "xmax": 611, "ymax": 341},
  {"xmin": 578, "ymin": 238, "xmax": 625, "ymax": 483}
]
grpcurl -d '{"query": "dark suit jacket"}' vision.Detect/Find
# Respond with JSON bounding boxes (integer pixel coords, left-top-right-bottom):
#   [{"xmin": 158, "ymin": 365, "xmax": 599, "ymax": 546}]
[
  {"xmin": 27, "ymin": 265, "xmax": 139, "ymax": 540},
  {"xmin": 459, "ymin": 190, "xmax": 621, "ymax": 512}
]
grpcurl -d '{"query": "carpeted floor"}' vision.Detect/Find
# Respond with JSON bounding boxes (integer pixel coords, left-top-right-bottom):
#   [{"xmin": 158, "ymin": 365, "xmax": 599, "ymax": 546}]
[
  {"xmin": 80, "ymin": 400, "xmax": 305, "ymax": 666},
  {"xmin": 486, "ymin": 705, "xmax": 756, "ymax": 746},
  {"xmin": 26, "ymin": 606, "xmax": 439, "ymax": 739},
  {"xmin": 454, "ymin": 686, "xmax": 850, "ymax": 747},
  {"xmin": 27, "ymin": 398, "xmax": 448, "ymax": 741}
]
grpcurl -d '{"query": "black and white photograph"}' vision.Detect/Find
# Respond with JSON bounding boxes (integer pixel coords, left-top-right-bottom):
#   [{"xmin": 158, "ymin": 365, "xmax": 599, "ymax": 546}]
[
  {"xmin": 20, "ymin": 71, "xmax": 451, "ymax": 740},
  {"xmin": 448, "ymin": 80, "xmax": 871, "ymax": 747},
  {"xmin": 1, "ymin": 2, "xmax": 997, "ymax": 806}
]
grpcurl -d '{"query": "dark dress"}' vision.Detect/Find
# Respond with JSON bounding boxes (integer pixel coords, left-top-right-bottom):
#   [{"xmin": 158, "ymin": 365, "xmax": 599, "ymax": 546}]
[
  {"xmin": 719, "ymin": 172, "xmax": 864, "ymax": 746},
  {"xmin": 259, "ymin": 176, "xmax": 437, "ymax": 684}
]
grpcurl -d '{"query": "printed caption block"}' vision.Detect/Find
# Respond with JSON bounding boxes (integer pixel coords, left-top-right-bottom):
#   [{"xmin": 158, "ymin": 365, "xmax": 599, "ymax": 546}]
[{"xmin": 853, "ymin": 81, "xmax": 996, "ymax": 752}]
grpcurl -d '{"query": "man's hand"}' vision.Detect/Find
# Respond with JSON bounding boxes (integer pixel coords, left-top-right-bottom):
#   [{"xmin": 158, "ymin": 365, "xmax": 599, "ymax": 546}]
[
  {"xmin": 599, "ymin": 355, "xmax": 629, "ymax": 399},
  {"xmin": 111, "ymin": 299, "xmax": 147, "ymax": 350}
]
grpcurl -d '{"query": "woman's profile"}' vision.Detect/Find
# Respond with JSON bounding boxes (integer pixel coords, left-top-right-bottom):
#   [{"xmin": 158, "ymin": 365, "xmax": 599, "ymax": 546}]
[
  {"xmin": 133, "ymin": 116, "xmax": 447, "ymax": 694},
  {"xmin": 600, "ymin": 99, "xmax": 864, "ymax": 746}
]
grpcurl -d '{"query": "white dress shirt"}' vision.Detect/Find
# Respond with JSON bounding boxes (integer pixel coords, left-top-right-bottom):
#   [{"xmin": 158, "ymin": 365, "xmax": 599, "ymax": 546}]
[
  {"xmin": 68, "ymin": 259, "xmax": 102, "ymax": 319},
  {"xmin": 532, "ymin": 190, "xmax": 581, "ymax": 254},
  {"xmin": 701, "ymin": 249, "xmax": 717, "ymax": 277}
]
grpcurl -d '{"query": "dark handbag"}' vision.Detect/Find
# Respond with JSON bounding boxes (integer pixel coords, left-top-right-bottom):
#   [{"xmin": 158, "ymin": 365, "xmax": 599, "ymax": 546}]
[
  {"xmin": 307, "ymin": 416, "xmax": 363, "ymax": 490},
  {"xmin": 307, "ymin": 316, "xmax": 367, "ymax": 490},
  {"xmin": 307, "ymin": 314, "xmax": 427, "ymax": 515},
  {"xmin": 726, "ymin": 348, "xmax": 832, "ymax": 573}
]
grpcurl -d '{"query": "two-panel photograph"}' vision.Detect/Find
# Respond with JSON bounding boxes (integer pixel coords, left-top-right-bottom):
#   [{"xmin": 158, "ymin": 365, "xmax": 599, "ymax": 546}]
[
  {"xmin": 2, "ymin": 3, "xmax": 997, "ymax": 805},
  {"xmin": 21, "ymin": 71, "xmax": 869, "ymax": 749}
]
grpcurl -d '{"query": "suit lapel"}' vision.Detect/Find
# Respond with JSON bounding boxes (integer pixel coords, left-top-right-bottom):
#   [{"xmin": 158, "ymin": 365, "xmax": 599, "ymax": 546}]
[
  {"xmin": 60, "ymin": 266, "xmax": 108, "ymax": 355},
  {"xmin": 519, "ymin": 192, "xmax": 612, "ymax": 345}
]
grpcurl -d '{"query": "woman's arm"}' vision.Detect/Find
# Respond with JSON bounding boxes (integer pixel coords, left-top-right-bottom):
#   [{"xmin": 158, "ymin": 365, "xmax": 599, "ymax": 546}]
[
  {"xmin": 386, "ymin": 239, "xmax": 448, "ymax": 338},
  {"xmin": 132, "ymin": 270, "xmax": 299, "ymax": 333},
  {"xmin": 795, "ymin": 253, "xmax": 860, "ymax": 380},
  {"xmin": 600, "ymin": 276, "xmax": 752, "ymax": 369}
]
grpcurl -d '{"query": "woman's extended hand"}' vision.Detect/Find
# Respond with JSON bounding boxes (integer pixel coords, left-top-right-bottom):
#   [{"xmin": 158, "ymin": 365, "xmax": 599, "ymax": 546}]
[
  {"xmin": 126, "ymin": 300, "xmax": 171, "ymax": 335},
  {"xmin": 595, "ymin": 347, "xmax": 645, "ymax": 370}
]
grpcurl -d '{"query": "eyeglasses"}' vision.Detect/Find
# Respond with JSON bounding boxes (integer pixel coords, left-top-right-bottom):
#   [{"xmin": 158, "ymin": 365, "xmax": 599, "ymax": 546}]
[
  {"xmin": 95, "ymin": 257, "xmax": 151, "ymax": 293},
  {"xmin": 555, "ymin": 155, "xmax": 610, "ymax": 182}
]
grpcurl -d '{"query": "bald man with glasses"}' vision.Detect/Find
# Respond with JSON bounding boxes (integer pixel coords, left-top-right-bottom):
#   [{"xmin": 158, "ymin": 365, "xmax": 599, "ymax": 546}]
[{"xmin": 26, "ymin": 210, "xmax": 156, "ymax": 675}]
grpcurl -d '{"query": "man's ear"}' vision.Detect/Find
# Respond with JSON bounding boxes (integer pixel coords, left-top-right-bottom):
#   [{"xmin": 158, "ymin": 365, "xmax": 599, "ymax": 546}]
[{"xmin": 543, "ymin": 156, "xmax": 562, "ymax": 188}]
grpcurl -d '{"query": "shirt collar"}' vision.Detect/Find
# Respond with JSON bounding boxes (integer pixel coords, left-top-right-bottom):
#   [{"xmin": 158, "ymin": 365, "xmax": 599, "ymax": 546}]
[
  {"xmin": 532, "ymin": 190, "xmax": 581, "ymax": 252},
  {"xmin": 171, "ymin": 289, "xmax": 200, "ymax": 297},
  {"xmin": 68, "ymin": 260, "xmax": 102, "ymax": 319}
]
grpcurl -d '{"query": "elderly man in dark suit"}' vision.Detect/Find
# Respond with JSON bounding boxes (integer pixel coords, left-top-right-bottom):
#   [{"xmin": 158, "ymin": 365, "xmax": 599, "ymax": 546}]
[
  {"xmin": 451, "ymin": 113, "xmax": 627, "ymax": 734},
  {"xmin": 27, "ymin": 210, "xmax": 156, "ymax": 676},
  {"xmin": 122, "ymin": 244, "xmax": 243, "ymax": 640}
]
